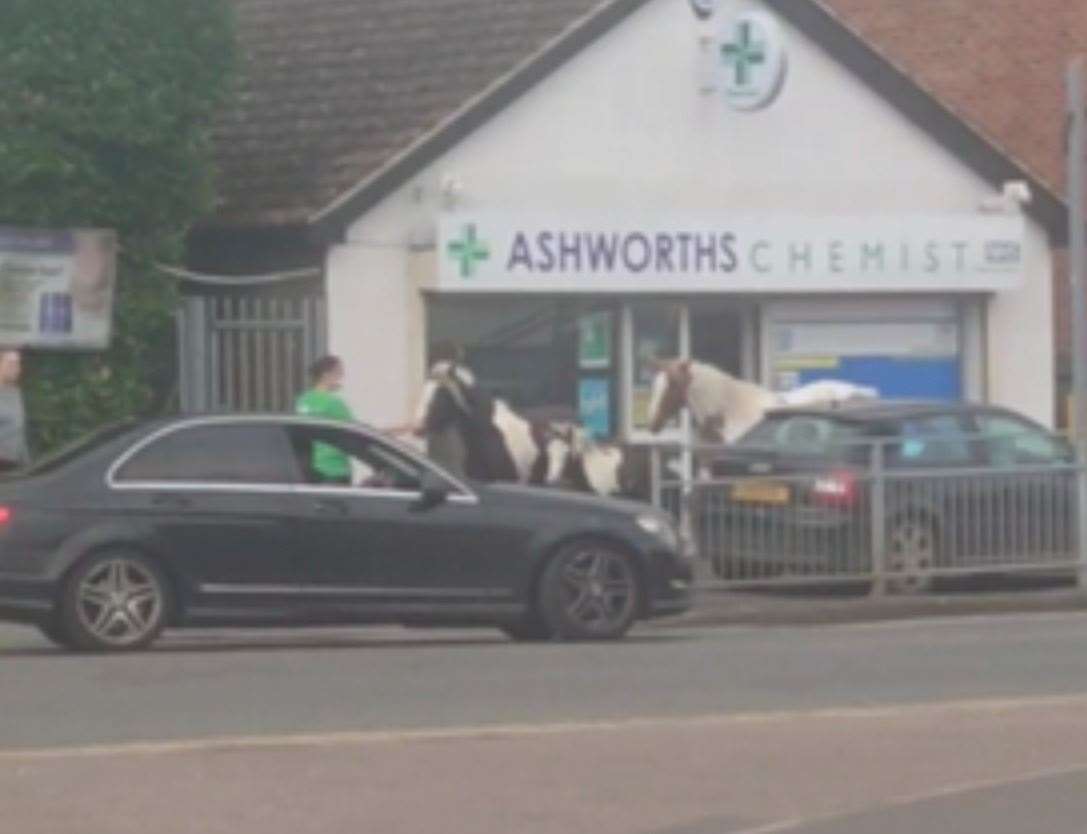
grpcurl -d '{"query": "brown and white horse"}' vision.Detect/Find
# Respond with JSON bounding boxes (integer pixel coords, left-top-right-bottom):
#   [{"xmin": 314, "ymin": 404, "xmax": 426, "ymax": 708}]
[{"xmin": 647, "ymin": 359, "xmax": 878, "ymax": 443}]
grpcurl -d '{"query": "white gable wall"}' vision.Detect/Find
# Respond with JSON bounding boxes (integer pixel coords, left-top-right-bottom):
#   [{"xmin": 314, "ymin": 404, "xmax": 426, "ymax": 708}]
[{"xmin": 328, "ymin": 0, "xmax": 1052, "ymax": 429}]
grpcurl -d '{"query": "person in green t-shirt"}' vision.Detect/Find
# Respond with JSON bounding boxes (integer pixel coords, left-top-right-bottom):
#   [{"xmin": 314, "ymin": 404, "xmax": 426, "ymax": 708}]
[{"xmin": 295, "ymin": 355, "xmax": 355, "ymax": 484}]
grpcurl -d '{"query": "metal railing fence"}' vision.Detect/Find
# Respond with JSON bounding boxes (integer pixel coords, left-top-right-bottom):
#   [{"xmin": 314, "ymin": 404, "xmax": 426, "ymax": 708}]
[{"xmin": 648, "ymin": 433, "xmax": 1087, "ymax": 594}]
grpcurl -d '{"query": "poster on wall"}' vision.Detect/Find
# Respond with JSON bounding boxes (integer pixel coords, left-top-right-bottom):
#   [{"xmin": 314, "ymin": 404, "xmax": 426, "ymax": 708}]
[
  {"xmin": 631, "ymin": 335, "xmax": 670, "ymax": 430},
  {"xmin": 771, "ymin": 320, "xmax": 963, "ymax": 400},
  {"xmin": 578, "ymin": 311, "xmax": 612, "ymax": 369},
  {"xmin": 777, "ymin": 356, "xmax": 963, "ymax": 400},
  {"xmin": 578, "ymin": 378, "xmax": 611, "ymax": 438},
  {"xmin": 0, "ymin": 227, "xmax": 117, "ymax": 349}
]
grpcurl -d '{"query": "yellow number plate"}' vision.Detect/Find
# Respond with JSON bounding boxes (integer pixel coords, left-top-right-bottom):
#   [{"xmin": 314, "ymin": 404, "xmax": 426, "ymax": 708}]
[{"xmin": 731, "ymin": 482, "xmax": 790, "ymax": 504}]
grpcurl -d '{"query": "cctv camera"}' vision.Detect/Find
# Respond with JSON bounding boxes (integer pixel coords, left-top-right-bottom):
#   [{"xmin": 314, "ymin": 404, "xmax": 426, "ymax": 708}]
[
  {"xmin": 440, "ymin": 175, "xmax": 462, "ymax": 199},
  {"xmin": 1002, "ymin": 180, "xmax": 1032, "ymax": 206}
]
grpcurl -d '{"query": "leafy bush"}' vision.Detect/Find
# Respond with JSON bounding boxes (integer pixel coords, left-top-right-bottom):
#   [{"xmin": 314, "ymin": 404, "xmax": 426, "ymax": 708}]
[{"xmin": 0, "ymin": 0, "xmax": 236, "ymax": 452}]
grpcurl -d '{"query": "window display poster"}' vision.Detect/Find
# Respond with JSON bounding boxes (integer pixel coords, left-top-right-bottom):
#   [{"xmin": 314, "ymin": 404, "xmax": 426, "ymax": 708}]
[
  {"xmin": 0, "ymin": 227, "xmax": 116, "ymax": 349},
  {"xmin": 786, "ymin": 357, "xmax": 962, "ymax": 400},
  {"xmin": 578, "ymin": 377, "xmax": 611, "ymax": 438},
  {"xmin": 578, "ymin": 311, "xmax": 612, "ymax": 369}
]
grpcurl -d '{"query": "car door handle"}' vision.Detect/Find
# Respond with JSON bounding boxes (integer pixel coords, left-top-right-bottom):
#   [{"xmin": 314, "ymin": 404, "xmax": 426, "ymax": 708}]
[
  {"xmin": 151, "ymin": 493, "xmax": 191, "ymax": 509},
  {"xmin": 313, "ymin": 498, "xmax": 349, "ymax": 517}
]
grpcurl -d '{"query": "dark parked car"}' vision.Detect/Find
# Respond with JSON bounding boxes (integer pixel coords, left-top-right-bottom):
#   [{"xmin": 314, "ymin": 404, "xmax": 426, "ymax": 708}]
[
  {"xmin": 698, "ymin": 401, "xmax": 1078, "ymax": 591},
  {"xmin": 0, "ymin": 416, "xmax": 692, "ymax": 651}
]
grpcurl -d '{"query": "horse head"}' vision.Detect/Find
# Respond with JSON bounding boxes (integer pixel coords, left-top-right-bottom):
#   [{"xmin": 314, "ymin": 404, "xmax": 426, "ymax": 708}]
[
  {"xmin": 416, "ymin": 361, "xmax": 480, "ymax": 434},
  {"xmin": 647, "ymin": 358, "xmax": 693, "ymax": 434},
  {"xmin": 648, "ymin": 358, "xmax": 782, "ymax": 444}
]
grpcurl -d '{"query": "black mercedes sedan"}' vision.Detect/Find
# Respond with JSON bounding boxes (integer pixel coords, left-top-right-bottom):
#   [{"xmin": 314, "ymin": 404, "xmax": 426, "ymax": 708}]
[{"xmin": 0, "ymin": 416, "xmax": 692, "ymax": 651}]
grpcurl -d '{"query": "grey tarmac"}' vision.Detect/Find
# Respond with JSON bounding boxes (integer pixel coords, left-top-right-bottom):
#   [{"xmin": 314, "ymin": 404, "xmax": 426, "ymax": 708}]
[{"xmin": 2, "ymin": 613, "xmax": 1087, "ymax": 833}]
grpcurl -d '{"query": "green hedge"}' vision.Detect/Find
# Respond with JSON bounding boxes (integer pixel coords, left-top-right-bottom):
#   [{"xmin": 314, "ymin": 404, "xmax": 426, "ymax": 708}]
[{"xmin": 0, "ymin": 0, "xmax": 237, "ymax": 453}]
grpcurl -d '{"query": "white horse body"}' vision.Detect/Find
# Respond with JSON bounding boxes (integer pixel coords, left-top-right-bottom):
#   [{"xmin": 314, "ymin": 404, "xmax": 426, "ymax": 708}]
[
  {"xmin": 650, "ymin": 360, "xmax": 878, "ymax": 445},
  {"xmin": 687, "ymin": 364, "xmax": 779, "ymax": 443},
  {"xmin": 583, "ymin": 446, "xmax": 624, "ymax": 495},
  {"xmin": 491, "ymin": 399, "xmax": 539, "ymax": 483},
  {"xmin": 545, "ymin": 425, "xmax": 625, "ymax": 496}
]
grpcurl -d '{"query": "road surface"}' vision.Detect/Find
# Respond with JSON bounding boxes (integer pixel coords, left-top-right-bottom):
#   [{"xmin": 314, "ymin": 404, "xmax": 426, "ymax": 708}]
[{"xmin": 2, "ymin": 613, "xmax": 1087, "ymax": 832}]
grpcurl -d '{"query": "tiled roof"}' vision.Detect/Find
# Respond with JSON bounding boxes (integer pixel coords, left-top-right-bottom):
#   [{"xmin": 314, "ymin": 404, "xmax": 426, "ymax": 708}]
[
  {"xmin": 212, "ymin": 0, "xmax": 609, "ymax": 225},
  {"xmin": 818, "ymin": 0, "xmax": 1087, "ymax": 200},
  {"xmin": 211, "ymin": 0, "xmax": 1084, "ymax": 226}
]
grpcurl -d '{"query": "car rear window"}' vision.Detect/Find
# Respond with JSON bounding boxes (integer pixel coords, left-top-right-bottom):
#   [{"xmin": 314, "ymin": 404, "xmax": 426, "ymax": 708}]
[
  {"xmin": 737, "ymin": 414, "xmax": 868, "ymax": 460},
  {"xmin": 4, "ymin": 422, "xmax": 139, "ymax": 478}
]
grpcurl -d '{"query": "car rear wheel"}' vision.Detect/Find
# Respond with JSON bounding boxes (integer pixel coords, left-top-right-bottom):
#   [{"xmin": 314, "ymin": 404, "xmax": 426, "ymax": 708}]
[
  {"xmin": 884, "ymin": 517, "xmax": 936, "ymax": 595},
  {"xmin": 538, "ymin": 541, "xmax": 640, "ymax": 640},
  {"xmin": 60, "ymin": 550, "xmax": 170, "ymax": 652}
]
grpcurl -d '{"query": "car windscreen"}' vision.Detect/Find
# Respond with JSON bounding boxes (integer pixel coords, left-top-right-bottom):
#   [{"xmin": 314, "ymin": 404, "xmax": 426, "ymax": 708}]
[
  {"xmin": 736, "ymin": 414, "xmax": 869, "ymax": 461},
  {"xmin": 4, "ymin": 421, "xmax": 140, "ymax": 478}
]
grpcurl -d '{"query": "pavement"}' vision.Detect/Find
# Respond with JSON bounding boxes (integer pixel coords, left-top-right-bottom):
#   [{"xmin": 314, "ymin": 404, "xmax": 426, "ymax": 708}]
[
  {"xmin": 673, "ymin": 582, "xmax": 1087, "ymax": 627},
  {"xmin": 3, "ymin": 612, "xmax": 1087, "ymax": 832}
]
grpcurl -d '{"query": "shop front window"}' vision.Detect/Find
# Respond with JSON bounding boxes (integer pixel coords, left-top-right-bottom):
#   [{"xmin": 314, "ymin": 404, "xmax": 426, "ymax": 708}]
[
  {"xmin": 426, "ymin": 297, "xmax": 618, "ymax": 431},
  {"xmin": 628, "ymin": 301, "xmax": 684, "ymax": 433}
]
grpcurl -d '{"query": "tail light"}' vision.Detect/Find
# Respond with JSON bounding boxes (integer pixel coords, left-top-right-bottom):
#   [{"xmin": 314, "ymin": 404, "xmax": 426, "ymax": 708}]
[
  {"xmin": 0, "ymin": 506, "xmax": 10, "ymax": 526},
  {"xmin": 812, "ymin": 471, "xmax": 858, "ymax": 508}
]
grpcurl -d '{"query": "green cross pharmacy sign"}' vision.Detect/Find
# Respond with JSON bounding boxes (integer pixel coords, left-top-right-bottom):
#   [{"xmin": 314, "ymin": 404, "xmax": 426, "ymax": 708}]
[
  {"xmin": 720, "ymin": 10, "xmax": 787, "ymax": 111},
  {"xmin": 447, "ymin": 223, "xmax": 490, "ymax": 278}
]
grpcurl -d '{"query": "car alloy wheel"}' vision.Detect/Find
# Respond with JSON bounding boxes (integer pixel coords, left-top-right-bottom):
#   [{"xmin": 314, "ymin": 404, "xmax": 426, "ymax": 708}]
[
  {"xmin": 64, "ymin": 552, "xmax": 168, "ymax": 651},
  {"xmin": 540, "ymin": 542, "xmax": 639, "ymax": 640},
  {"xmin": 885, "ymin": 518, "xmax": 936, "ymax": 595}
]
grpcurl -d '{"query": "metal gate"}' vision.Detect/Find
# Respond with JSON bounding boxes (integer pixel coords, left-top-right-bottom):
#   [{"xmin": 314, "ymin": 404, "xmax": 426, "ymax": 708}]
[{"xmin": 177, "ymin": 294, "xmax": 327, "ymax": 413}]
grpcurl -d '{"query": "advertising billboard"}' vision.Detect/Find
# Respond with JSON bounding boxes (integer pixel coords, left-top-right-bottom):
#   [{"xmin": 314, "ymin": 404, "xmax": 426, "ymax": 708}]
[{"xmin": 0, "ymin": 227, "xmax": 116, "ymax": 349}]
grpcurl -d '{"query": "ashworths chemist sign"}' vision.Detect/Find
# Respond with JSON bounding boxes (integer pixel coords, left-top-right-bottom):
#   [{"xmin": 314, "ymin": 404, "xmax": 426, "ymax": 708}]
[
  {"xmin": 438, "ymin": 213, "xmax": 1024, "ymax": 294},
  {"xmin": 0, "ymin": 227, "xmax": 116, "ymax": 349}
]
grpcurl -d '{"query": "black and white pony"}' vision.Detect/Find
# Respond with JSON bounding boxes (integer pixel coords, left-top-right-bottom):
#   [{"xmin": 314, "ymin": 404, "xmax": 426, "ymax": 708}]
[
  {"xmin": 412, "ymin": 362, "xmax": 535, "ymax": 483},
  {"xmin": 542, "ymin": 422, "xmax": 635, "ymax": 497},
  {"xmin": 412, "ymin": 363, "xmax": 630, "ymax": 496}
]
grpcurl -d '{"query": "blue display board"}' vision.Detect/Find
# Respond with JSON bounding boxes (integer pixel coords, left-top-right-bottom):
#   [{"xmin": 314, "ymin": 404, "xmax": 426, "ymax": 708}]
[
  {"xmin": 795, "ymin": 356, "xmax": 962, "ymax": 401},
  {"xmin": 578, "ymin": 378, "xmax": 611, "ymax": 438}
]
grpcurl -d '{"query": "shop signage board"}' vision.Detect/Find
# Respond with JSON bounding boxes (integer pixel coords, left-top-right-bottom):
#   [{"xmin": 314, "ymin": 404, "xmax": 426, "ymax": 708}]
[
  {"xmin": 0, "ymin": 227, "xmax": 116, "ymax": 349},
  {"xmin": 438, "ymin": 213, "xmax": 1025, "ymax": 294}
]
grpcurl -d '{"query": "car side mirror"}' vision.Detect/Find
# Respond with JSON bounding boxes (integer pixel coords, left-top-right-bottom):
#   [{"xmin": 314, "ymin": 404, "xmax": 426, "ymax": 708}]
[{"xmin": 414, "ymin": 470, "xmax": 450, "ymax": 511}]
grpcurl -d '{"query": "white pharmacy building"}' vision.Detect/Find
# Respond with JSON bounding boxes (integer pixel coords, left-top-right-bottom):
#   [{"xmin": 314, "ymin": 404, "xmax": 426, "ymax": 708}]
[{"xmin": 319, "ymin": 0, "xmax": 1063, "ymax": 441}]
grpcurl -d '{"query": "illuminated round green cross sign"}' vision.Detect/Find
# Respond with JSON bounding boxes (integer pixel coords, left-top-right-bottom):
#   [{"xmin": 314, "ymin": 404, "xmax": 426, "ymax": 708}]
[{"xmin": 720, "ymin": 11, "xmax": 788, "ymax": 111}]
